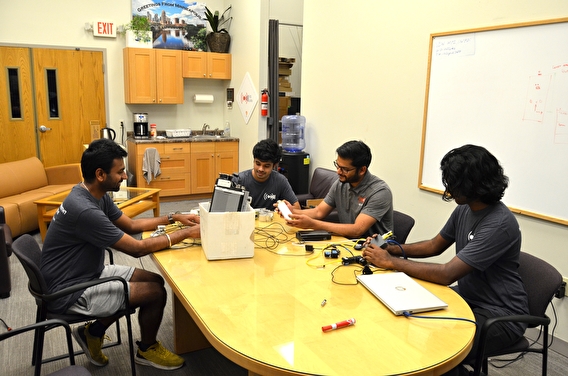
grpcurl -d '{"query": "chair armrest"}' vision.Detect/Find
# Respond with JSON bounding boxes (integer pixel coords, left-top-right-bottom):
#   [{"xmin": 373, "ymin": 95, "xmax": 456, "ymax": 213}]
[
  {"xmin": 0, "ymin": 318, "xmax": 71, "ymax": 340},
  {"xmin": 473, "ymin": 314, "xmax": 550, "ymax": 375},
  {"xmin": 296, "ymin": 193, "xmax": 314, "ymax": 207},
  {"xmin": 31, "ymin": 276, "xmax": 129, "ymax": 305},
  {"xmin": 45, "ymin": 163, "xmax": 82, "ymax": 185},
  {"xmin": 1, "ymin": 224, "xmax": 12, "ymax": 257}
]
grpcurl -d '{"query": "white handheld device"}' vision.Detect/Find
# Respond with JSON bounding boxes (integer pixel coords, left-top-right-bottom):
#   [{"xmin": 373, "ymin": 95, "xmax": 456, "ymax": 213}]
[{"xmin": 277, "ymin": 200, "xmax": 292, "ymax": 220}]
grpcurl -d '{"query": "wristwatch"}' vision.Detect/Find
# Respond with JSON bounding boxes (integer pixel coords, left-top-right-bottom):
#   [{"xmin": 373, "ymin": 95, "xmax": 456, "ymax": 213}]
[{"xmin": 168, "ymin": 211, "xmax": 181, "ymax": 224}]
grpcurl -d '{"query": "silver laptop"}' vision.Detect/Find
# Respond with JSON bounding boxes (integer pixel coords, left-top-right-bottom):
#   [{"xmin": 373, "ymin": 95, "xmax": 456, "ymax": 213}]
[{"xmin": 357, "ymin": 272, "xmax": 448, "ymax": 315}]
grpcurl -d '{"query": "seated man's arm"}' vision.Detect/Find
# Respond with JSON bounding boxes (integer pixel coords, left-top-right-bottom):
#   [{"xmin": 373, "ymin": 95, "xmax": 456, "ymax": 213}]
[
  {"xmin": 288, "ymin": 202, "xmax": 376, "ymax": 238},
  {"xmin": 365, "ymin": 233, "xmax": 472, "ymax": 285},
  {"xmin": 110, "ymin": 221, "xmax": 200, "ymax": 258}
]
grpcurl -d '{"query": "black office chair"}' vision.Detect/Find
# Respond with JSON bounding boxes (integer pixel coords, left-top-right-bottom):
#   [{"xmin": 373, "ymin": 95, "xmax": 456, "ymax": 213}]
[
  {"xmin": 392, "ymin": 210, "xmax": 415, "ymax": 244},
  {"xmin": 471, "ymin": 251, "xmax": 563, "ymax": 376},
  {"xmin": 1, "ymin": 319, "xmax": 91, "ymax": 376},
  {"xmin": 0, "ymin": 206, "xmax": 13, "ymax": 298},
  {"xmin": 11, "ymin": 234, "xmax": 136, "ymax": 376}
]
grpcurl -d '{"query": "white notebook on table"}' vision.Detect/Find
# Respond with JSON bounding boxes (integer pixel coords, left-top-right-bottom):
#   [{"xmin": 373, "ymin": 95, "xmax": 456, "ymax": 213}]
[{"xmin": 357, "ymin": 272, "xmax": 448, "ymax": 315}]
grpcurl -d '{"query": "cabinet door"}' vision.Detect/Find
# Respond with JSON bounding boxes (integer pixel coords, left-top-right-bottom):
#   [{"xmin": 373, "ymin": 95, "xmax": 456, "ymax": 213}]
[
  {"xmin": 123, "ymin": 48, "xmax": 156, "ymax": 104},
  {"xmin": 208, "ymin": 53, "xmax": 232, "ymax": 79},
  {"xmin": 182, "ymin": 51, "xmax": 207, "ymax": 78},
  {"xmin": 215, "ymin": 142, "xmax": 239, "ymax": 176},
  {"xmin": 156, "ymin": 50, "xmax": 183, "ymax": 104},
  {"xmin": 190, "ymin": 143, "xmax": 216, "ymax": 194}
]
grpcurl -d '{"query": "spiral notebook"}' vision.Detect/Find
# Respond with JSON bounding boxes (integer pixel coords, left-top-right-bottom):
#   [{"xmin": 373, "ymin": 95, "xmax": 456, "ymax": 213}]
[{"xmin": 357, "ymin": 272, "xmax": 448, "ymax": 315}]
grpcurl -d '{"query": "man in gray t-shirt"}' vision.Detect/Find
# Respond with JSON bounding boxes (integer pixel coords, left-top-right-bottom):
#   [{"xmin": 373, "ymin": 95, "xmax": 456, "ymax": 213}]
[
  {"xmin": 233, "ymin": 138, "xmax": 299, "ymax": 210},
  {"xmin": 281, "ymin": 140, "xmax": 393, "ymax": 239},
  {"xmin": 363, "ymin": 144, "xmax": 529, "ymax": 373}
]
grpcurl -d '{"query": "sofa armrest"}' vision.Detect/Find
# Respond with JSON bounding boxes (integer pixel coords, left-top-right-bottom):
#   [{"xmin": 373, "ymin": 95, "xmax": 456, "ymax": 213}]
[{"xmin": 45, "ymin": 163, "xmax": 82, "ymax": 185}]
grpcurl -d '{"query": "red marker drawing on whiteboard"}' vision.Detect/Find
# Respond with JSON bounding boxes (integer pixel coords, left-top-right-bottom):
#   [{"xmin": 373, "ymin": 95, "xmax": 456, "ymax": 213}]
[{"xmin": 322, "ymin": 318, "xmax": 356, "ymax": 332}]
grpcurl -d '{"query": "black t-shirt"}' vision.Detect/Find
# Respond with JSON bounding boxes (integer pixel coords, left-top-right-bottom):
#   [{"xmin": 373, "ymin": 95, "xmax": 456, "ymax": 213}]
[{"xmin": 40, "ymin": 184, "xmax": 124, "ymax": 314}]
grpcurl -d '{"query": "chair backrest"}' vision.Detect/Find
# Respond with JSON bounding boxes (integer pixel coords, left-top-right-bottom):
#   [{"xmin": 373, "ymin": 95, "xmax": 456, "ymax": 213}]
[
  {"xmin": 11, "ymin": 234, "xmax": 50, "ymax": 297},
  {"xmin": 392, "ymin": 210, "xmax": 415, "ymax": 244},
  {"xmin": 309, "ymin": 168, "xmax": 338, "ymax": 198},
  {"xmin": 518, "ymin": 252, "xmax": 562, "ymax": 320}
]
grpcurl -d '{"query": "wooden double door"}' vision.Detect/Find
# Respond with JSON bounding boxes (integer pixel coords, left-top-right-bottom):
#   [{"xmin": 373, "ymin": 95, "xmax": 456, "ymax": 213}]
[{"xmin": 0, "ymin": 46, "xmax": 106, "ymax": 167}]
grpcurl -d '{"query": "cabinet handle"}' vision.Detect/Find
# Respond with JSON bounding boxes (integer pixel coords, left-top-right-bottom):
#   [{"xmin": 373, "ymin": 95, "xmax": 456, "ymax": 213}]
[
  {"xmin": 172, "ymin": 147, "xmax": 184, "ymax": 151},
  {"xmin": 158, "ymin": 176, "xmax": 171, "ymax": 180},
  {"xmin": 203, "ymin": 73, "xmax": 206, "ymax": 77},
  {"xmin": 162, "ymin": 155, "xmax": 170, "ymax": 159},
  {"xmin": 152, "ymin": 99, "xmax": 156, "ymax": 103}
]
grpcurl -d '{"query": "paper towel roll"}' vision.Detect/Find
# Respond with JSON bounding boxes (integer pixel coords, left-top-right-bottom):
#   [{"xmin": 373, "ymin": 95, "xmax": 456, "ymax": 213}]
[{"xmin": 193, "ymin": 94, "xmax": 214, "ymax": 104}]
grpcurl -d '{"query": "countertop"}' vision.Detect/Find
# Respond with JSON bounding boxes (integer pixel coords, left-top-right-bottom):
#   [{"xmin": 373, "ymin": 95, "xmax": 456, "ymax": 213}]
[{"xmin": 127, "ymin": 136, "xmax": 239, "ymax": 144}]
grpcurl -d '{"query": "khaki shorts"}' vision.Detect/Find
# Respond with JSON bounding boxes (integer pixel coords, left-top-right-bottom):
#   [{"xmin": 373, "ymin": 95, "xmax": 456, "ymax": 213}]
[{"xmin": 66, "ymin": 264, "xmax": 134, "ymax": 317}]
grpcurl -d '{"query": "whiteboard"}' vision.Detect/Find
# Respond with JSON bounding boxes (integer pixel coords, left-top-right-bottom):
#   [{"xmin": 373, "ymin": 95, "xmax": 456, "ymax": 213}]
[{"xmin": 419, "ymin": 18, "xmax": 568, "ymax": 225}]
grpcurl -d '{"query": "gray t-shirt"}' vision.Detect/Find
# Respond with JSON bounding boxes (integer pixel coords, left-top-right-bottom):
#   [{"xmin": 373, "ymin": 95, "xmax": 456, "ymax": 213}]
[
  {"xmin": 40, "ymin": 184, "xmax": 124, "ymax": 314},
  {"xmin": 440, "ymin": 202, "xmax": 529, "ymax": 337},
  {"xmin": 324, "ymin": 171, "xmax": 393, "ymax": 238},
  {"xmin": 233, "ymin": 169, "xmax": 298, "ymax": 210}
]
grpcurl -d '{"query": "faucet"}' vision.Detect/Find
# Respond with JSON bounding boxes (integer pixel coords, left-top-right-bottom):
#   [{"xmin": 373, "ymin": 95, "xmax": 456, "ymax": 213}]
[{"xmin": 202, "ymin": 123, "xmax": 210, "ymax": 133}]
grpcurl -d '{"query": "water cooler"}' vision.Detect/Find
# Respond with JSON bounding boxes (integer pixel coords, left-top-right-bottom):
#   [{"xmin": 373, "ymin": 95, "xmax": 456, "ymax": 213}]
[{"xmin": 279, "ymin": 114, "xmax": 310, "ymax": 195}]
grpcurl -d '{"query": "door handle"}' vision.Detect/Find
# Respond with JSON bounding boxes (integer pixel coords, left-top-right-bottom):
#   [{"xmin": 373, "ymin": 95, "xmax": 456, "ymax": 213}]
[{"xmin": 39, "ymin": 125, "xmax": 52, "ymax": 133}]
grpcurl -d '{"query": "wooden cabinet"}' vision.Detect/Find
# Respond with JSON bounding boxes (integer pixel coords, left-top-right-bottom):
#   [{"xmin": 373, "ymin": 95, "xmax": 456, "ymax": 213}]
[
  {"xmin": 182, "ymin": 51, "xmax": 231, "ymax": 79},
  {"xmin": 127, "ymin": 140, "xmax": 239, "ymax": 197},
  {"xmin": 190, "ymin": 141, "xmax": 239, "ymax": 194},
  {"xmin": 123, "ymin": 48, "xmax": 183, "ymax": 104},
  {"xmin": 127, "ymin": 141, "xmax": 191, "ymax": 197}
]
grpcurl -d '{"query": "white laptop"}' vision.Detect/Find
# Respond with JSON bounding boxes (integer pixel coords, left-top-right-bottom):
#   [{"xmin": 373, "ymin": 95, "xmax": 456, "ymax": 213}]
[{"xmin": 357, "ymin": 272, "xmax": 448, "ymax": 315}]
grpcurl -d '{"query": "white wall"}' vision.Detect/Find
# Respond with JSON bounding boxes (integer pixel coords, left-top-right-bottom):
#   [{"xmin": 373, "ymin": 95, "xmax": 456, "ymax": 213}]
[{"xmin": 301, "ymin": 0, "xmax": 568, "ymax": 347}]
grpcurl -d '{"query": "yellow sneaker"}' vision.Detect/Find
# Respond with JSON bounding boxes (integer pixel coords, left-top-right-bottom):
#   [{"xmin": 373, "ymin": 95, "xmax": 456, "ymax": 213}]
[
  {"xmin": 72, "ymin": 322, "xmax": 109, "ymax": 366},
  {"xmin": 135, "ymin": 341, "xmax": 184, "ymax": 370}
]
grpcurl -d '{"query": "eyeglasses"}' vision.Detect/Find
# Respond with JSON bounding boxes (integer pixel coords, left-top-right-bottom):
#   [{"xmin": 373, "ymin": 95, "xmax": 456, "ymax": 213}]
[{"xmin": 333, "ymin": 161, "xmax": 357, "ymax": 174}]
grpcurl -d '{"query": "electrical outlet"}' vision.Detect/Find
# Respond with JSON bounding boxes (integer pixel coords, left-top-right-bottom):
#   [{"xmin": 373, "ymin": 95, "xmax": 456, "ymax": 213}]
[{"xmin": 555, "ymin": 277, "xmax": 568, "ymax": 298}]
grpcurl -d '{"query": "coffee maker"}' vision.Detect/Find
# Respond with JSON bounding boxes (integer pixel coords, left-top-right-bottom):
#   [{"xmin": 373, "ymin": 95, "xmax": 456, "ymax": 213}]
[{"xmin": 133, "ymin": 113, "xmax": 149, "ymax": 139}]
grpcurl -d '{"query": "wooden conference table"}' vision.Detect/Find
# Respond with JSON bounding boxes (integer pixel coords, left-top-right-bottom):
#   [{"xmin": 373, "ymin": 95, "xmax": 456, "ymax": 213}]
[{"xmin": 151, "ymin": 220, "xmax": 475, "ymax": 375}]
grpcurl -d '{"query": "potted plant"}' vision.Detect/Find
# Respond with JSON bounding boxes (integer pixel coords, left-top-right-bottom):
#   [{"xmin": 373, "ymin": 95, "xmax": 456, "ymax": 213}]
[
  {"xmin": 125, "ymin": 15, "xmax": 152, "ymax": 47},
  {"xmin": 204, "ymin": 5, "xmax": 232, "ymax": 53}
]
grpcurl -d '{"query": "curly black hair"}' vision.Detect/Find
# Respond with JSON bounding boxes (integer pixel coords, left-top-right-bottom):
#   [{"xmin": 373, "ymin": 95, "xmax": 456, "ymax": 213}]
[
  {"xmin": 253, "ymin": 138, "xmax": 281, "ymax": 164},
  {"xmin": 440, "ymin": 144, "xmax": 508, "ymax": 205}
]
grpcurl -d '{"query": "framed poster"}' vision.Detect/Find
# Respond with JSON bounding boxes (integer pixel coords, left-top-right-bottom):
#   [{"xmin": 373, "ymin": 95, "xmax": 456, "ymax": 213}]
[{"xmin": 131, "ymin": 1, "xmax": 207, "ymax": 50}]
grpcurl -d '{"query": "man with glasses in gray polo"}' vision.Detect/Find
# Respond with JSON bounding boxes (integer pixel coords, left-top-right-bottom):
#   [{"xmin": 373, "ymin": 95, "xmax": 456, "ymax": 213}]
[{"xmin": 279, "ymin": 140, "xmax": 393, "ymax": 239}]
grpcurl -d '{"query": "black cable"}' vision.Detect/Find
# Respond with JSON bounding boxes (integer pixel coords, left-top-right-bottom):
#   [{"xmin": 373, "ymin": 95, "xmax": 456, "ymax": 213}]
[
  {"xmin": 403, "ymin": 311, "xmax": 477, "ymax": 325},
  {"xmin": 386, "ymin": 239, "xmax": 406, "ymax": 259},
  {"xmin": 0, "ymin": 317, "xmax": 11, "ymax": 331}
]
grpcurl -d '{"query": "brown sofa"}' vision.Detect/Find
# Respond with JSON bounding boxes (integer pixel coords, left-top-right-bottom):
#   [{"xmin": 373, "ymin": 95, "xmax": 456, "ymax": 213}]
[{"xmin": 0, "ymin": 157, "xmax": 82, "ymax": 237}]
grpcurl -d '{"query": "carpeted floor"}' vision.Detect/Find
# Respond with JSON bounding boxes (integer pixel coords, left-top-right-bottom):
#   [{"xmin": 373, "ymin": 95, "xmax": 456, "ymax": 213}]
[{"xmin": 1, "ymin": 200, "xmax": 567, "ymax": 375}]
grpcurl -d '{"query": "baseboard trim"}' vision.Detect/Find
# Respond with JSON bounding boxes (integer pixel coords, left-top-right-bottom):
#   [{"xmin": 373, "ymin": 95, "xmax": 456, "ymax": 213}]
[{"xmin": 525, "ymin": 328, "xmax": 568, "ymax": 357}]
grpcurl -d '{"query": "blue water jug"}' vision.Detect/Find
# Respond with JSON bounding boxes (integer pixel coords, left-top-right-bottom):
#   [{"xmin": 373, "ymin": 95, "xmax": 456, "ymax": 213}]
[{"xmin": 281, "ymin": 113, "xmax": 306, "ymax": 152}]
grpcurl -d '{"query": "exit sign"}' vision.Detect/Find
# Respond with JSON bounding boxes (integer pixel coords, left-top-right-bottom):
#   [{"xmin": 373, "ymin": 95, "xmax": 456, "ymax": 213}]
[{"xmin": 93, "ymin": 20, "xmax": 117, "ymax": 38}]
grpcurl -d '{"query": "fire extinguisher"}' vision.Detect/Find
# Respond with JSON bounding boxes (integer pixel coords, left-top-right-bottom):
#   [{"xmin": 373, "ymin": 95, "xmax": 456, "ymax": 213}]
[{"xmin": 261, "ymin": 89, "xmax": 269, "ymax": 117}]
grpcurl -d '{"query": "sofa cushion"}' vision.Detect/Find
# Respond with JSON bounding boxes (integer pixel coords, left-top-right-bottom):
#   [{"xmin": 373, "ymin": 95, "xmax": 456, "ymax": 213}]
[{"xmin": 0, "ymin": 157, "xmax": 48, "ymax": 198}]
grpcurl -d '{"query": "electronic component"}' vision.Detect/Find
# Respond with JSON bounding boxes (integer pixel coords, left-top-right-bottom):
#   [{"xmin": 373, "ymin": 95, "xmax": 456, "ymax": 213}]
[
  {"xmin": 324, "ymin": 249, "xmax": 340, "ymax": 258},
  {"xmin": 296, "ymin": 230, "xmax": 332, "ymax": 242},
  {"xmin": 342, "ymin": 255, "xmax": 368, "ymax": 266}
]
